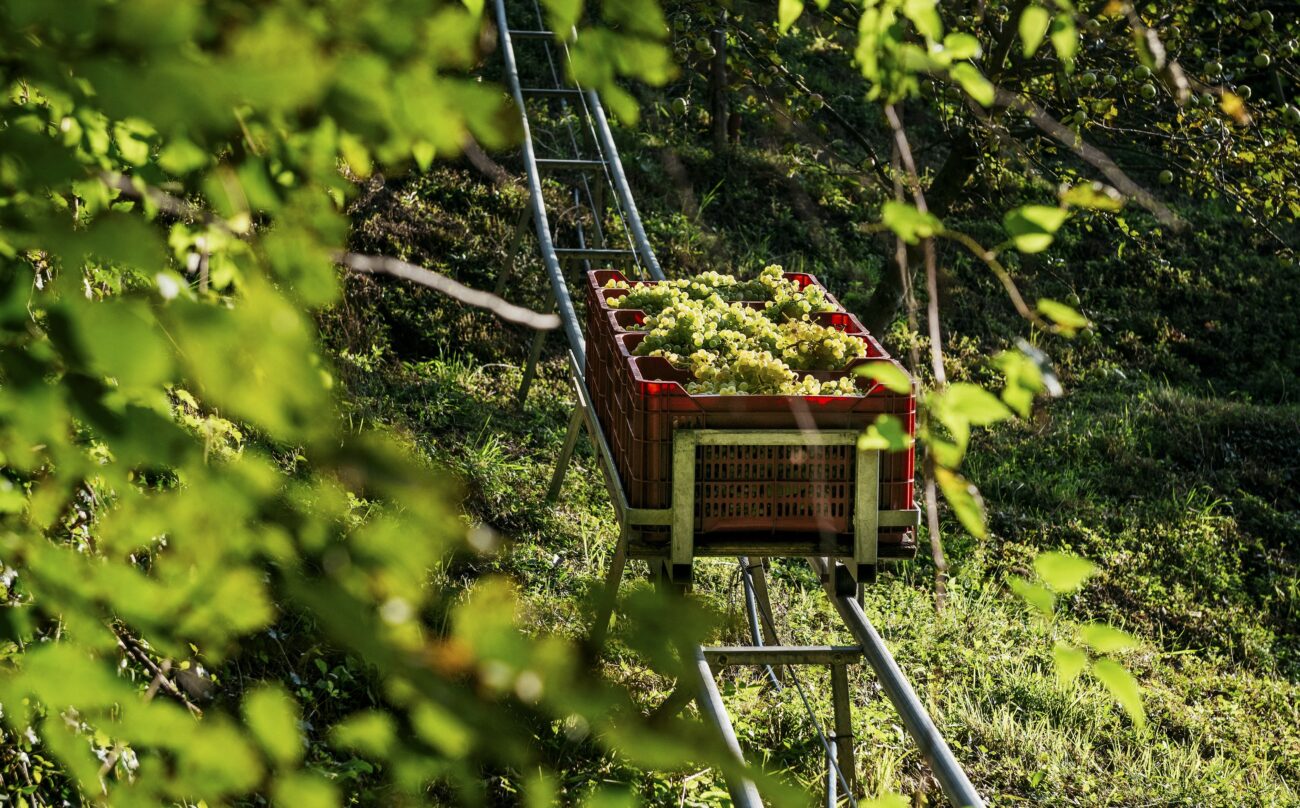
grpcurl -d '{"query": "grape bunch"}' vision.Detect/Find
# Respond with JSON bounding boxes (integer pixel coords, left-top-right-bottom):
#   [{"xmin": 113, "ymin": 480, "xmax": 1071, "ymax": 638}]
[{"xmin": 603, "ymin": 266, "xmax": 866, "ymax": 395}]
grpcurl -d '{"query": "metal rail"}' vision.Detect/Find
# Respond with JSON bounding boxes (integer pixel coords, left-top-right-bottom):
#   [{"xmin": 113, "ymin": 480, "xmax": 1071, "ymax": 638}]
[
  {"xmin": 692, "ymin": 645, "xmax": 764, "ymax": 808},
  {"xmin": 582, "ymin": 88, "xmax": 664, "ymax": 281},
  {"xmin": 493, "ymin": 0, "xmax": 586, "ymax": 368},
  {"xmin": 810, "ymin": 557, "xmax": 984, "ymax": 807}
]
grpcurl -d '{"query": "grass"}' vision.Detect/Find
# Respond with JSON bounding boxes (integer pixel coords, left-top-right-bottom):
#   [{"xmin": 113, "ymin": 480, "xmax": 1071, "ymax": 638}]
[{"xmin": 324, "ymin": 111, "xmax": 1299, "ymax": 804}]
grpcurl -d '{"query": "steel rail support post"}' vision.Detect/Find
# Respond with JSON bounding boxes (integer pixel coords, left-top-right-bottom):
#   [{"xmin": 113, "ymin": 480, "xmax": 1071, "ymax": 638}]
[
  {"xmin": 583, "ymin": 89, "xmax": 665, "ymax": 281},
  {"xmin": 588, "ymin": 535, "xmax": 627, "ymax": 649},
  {"xmin": 495, "ymin": 206, "xmax": 532, "ymax": 296},
  {"xmin": 546, "ymin": 405, "xmax": 585, "ymax": 501},
  {"xmin": 690, "ymin": 645, "xmax": 764, "ymax": 808},
  {"xmin": 748, "ymin": 559, "xmax": 781, "ymax": 646},
  {"xmin": 494, "ymin": 0, "xmax": 587, "ymax": 369},
  {"xmin": 518, "ymin": 297, "xmax": 554, "ymax": 406},
  {"xmin": 739, "ymin": 557, "xmax": 782, "ymax": 690},
  {"xmin": 830, "ymin": 663, "xmax": 855, "ymax": 803},
  {"xmin": 809, "ymin": 557, "xmax": 984, "ymax": 808}
]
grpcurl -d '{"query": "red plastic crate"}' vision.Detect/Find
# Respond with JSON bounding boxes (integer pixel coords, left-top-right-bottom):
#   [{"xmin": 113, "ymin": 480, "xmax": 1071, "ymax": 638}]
[{"xmin": 583, "ymin": 270, "xmax": 916, "ymax": 554}]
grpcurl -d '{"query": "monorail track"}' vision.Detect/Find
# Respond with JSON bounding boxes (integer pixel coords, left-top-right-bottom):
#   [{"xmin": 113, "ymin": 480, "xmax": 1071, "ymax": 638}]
[{"xmin": 489, "ymin": 3, "xmax": 984, "ymax": 804}]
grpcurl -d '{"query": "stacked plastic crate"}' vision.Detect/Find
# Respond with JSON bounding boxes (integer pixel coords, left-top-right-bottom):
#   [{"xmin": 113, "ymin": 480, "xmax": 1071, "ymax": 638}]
[{"xmin": 584, "ymin": 269, "xmax": 917, "ymax": 559}]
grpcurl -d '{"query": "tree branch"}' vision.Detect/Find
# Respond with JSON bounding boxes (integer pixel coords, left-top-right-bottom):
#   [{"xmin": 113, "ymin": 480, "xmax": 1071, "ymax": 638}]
[
  {"xmin": 992, "ymin": 89, "xmax": 1182, "ymax": 229},
  {"xmin": 338, "ymin": 253, "xmax": 560, "ymax": 331}
]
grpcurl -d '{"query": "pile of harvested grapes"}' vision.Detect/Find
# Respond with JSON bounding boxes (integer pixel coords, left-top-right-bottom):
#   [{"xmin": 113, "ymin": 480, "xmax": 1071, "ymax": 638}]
[{"xmin": 604, "ymin": 266, "xmax": 867, "ymax": 395}]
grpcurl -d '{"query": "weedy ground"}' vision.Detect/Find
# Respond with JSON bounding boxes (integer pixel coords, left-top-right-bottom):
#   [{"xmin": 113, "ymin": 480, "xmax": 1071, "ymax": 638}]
[{"xmin": 323, "ymin": 117, "xmax": 1299, "ymax": 805}]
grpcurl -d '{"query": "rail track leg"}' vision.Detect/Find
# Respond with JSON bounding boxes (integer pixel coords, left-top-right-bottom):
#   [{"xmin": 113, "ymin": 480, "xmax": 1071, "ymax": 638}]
[
  {"xmin": 546, "ymin": 405, "xmax": 584, "ymax": 501},
  {"xmin": 588, "ymin": 536, "xmax": 627, "ymax": 649},
  {"xmin": 592, "ymin": 182, "xmax": 607, "ymax": 249},
  {"xmin": 830, "ymin": 662, "xmax": 855, "ymax": 803},
  {"xmin": 649, "ymin": 557, "xmax": 692, "ymax": 594},
  {"xmin": 495, "ymin": 207, "xmax": 532, "ymax": 296},
  {"xmin": 740, "ymin": 557, "xmax": 783, "ymax": 688},
  {"xmin": 647, "ymin": 681, "xmax": 695, "ymax": 725},
  {"xmin": 517, "ymin": 299, "xmax": 554, "ymax": 406},
  {"xmin": 748, "ymin": 559, "xmax": 781, "ymax": 646}
]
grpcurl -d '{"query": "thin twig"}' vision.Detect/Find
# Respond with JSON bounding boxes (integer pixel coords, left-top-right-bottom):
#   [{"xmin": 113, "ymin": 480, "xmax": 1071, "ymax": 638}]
[
  {"xmin": 884, "ymin": 105, "xmax": 945, "ymax": 386},
  {"xmin": 113, "ymin": 626, "xmax": 203, "ymax": 717},
  {"xmin": 888, "ymin": 130, "xmax": 949, "ymax": 610},
  {"xmin": 338, "ymin": 253, "xmax": 560, "ymax": 331},
  {"xmin": 935, "ymin": 229, "xmax": 1052, "ymax": 330}
]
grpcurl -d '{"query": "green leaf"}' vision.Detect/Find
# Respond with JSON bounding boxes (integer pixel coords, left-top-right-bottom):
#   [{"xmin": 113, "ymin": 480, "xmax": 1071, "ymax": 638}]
[
  {"xmin": 935, "ymin": 467, "xmax": 986, "ymax": 539},
  {"xmin": 1060, "ymin": 182, "xmax": 1124, "ymax": 211},
  {"xmin": 1036, "ymin": 298, "xmax": 1090, "ymax": 334},
  {"xmin": 993, "ymin": 349, "xmax": 1048, "ymax": 418},
  {"xmin": 1079, "ymin": 623, "xmax": 1139, "ymax": 654},
  {"xmin": 273, "ymin": 771, "xmax": 340, "ymax": 808},
  {"xmin": 244, "ymin": 685, "xmax": 302, "ymax": 766},
  {"xmin": 1052, "ymin": 641, "xmax": 1089, "ymax": 685},
  {"xmin": 1034, "ymin": 551, "xmax": 1097, "ymax": 593},
  {"xmin": 858, "ymin": 414, "xmax": 914, "ymax": 452},
  {"xmin": 1049, "ymin": 13, "xmax": 1078, "ymax": 71},
  {"xmin": 331, "ymin": 711, "xmax": 397, "ymax": 757},
  {"xmin": 928, "ymin": 435, "xmax": 965, "ymax": 469},
  {"xmin": 943, "ymin": 32, "xmax": 982, "ymax": 60},
  {"xmin": 854, "ymin": 361, "xmax": 912, "ymax": 393},
  {"xmin": 73, "ymin": 300, "xmax": 173, "ymax": 390},
  {"xmin": 158, "ymin": 137, "xmax": 209, "ymax": 175},
  {"xmin": 859, "ymin": 796, "xmax": 910, "ymax": 808},
  {"xmin": 950, "ymin": 62, "xmax": 995, "ymax": 106},
  {"xmin": 1092, "ymin": 658, "xmax": 1147, "ymax": 730},
  {"xmin": 1009, "ymin": 576, "xmax": 1055, "ymax": 617},
  {"xmin": 901, "ymin": 0, "xmax": 942, "ymax": 40},
  {"xmin": 1003, "ymin": 204, "xmax": 1069, "ymax": 253},
  {"xmin": 1019, "ymin": 5, "xmax": 1051, "ymax": 57},
  {"xmin": 543, "ymin": 0, "xmax": 582, "ymax": 34},
  {"xmin": 778, "ymin": 0, "xmax": 804, "ymax": 34},
  {"xmin": 939, "ymin": 382, "xmax": 1014, "ymax": 426},
  {"xmin": 882, "ymin": 201, "xmax": 942, "ymax": 244}
]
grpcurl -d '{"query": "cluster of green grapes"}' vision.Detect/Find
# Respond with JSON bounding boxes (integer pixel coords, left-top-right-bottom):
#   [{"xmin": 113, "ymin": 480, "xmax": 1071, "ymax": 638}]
[
  {"xmin": 603, "ymin": 266, "xmax": 864, "ymax": 395},
  {"xmin": 606, "ymin": 265, "xmax": 836, "ymax": 318},
  {"xmin": 683, "ymin": 350, "xmax": 860, "ymax": 395}
]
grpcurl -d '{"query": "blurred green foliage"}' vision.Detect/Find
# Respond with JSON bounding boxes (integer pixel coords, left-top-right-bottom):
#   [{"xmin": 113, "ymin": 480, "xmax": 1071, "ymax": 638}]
[{"xmin": 0, "ymin": 0, "xmax": 756, "ymax": 805}]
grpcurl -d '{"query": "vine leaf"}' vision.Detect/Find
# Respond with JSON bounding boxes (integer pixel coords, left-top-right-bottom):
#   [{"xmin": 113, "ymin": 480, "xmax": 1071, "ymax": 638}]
[
  {"xmin": 943, "ymin": 32, "xmax": 982, "ymax": 60},
  {"xmin": 1092, "ymin": 658, "xmax": 1148, "ymax": 730},
  {"xmin": 1079, "ymin": 623, "xmax": 1139, "ymax": 654},
  {"xmin": 950, "ymin": 62, "xmax": 995, "ymax": 106},
  {"xmin": 1034, "ymin": 551, "xmax": 1097, "ymax": 593},
  {"xmin": 1019, "ymin": 5, "xmax": 1051, "ymax": 57},
  {"xmin": 858, "ymin": 414, "xmax": 913, "ymax": 452},
  {"xmin": 1036, "ymin": 298, "xmax": 1090, "ymax": 335},
  {"xmin": 778, "ymin": 0, "xmax": 803, "ymax": 34},
  {"xmin": 1009, "ymin": 576, "xmax": 1055, "ymax": 617},
  {"xmin": 854, "ymin": 361, "xmax": 912, "ymax": 393},
  {"xmin": 1052, "ymin": 641, "xmax": 1089, "ymax": 685},
  {"xmin": 935, "ymin": 467, "xmax": 987, "ymax": 539},
  {"xmin": 1003, "ymin": 204, "xmax": 1069, "ymax": 253},
  {"xmin": 881, "ymin": 200, "xmax": 942, "ymax": 244},
  {"xmin": 1050, "ymin": 13, "xmax": 1078, "ymax": 71},
  {"xmin": 938, "ymin": 382, "xmax": 1014, "ymax": 426}
]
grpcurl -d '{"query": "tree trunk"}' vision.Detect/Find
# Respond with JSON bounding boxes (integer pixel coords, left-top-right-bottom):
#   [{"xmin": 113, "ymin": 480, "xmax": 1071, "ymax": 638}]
[{"xmin": 710, "ymin": 25, "xmax": 729, "ymax": 151}]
